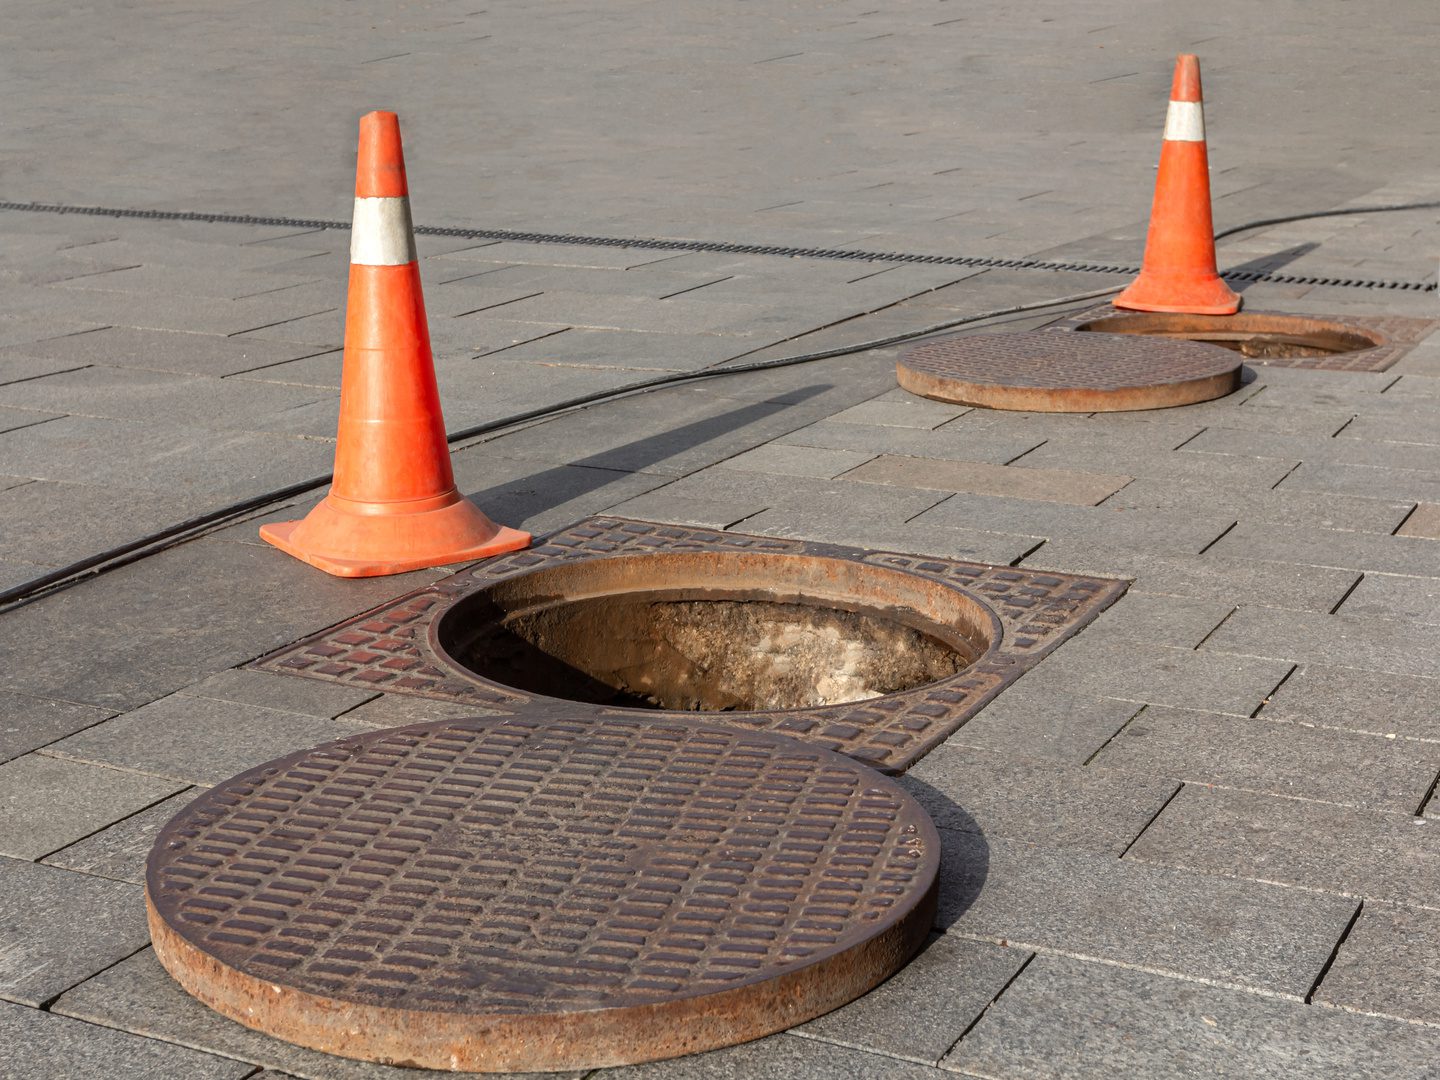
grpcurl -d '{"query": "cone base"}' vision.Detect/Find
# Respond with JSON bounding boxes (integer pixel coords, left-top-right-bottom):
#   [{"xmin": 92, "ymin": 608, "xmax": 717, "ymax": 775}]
[
  {"xmin": 1114, "ymin": 273, "xmax": 1241, "ymax": 316},
  {"xmin": 260, "ymin": 494, "xmax": 531, "ymax": 578}
]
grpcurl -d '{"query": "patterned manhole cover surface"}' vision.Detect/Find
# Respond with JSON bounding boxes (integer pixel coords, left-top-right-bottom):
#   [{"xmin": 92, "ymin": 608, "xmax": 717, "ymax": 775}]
[
  {"xmin": 1045, "ymin": 305, "xmax": 1440, "ymax": 373},
  {"xmin": 252, "ymin": 517, "xmax": 1128, "ymax": 773},
  {"xmin": 146, "ymin": 712, "xmax": 940, "ymax": 1072},
  {"xmin": 897, "ymin": 331, "xmax": 1243, "ymax": 412}
]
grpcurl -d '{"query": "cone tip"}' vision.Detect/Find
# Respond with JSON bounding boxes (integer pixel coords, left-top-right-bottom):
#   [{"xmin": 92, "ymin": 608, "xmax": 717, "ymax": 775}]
[
  {"xmin": 1170, "ymin": 54, "xmax": 1202, "ymax": 102},
  {"xmin": 356, "ymin": 111, "xmax": 408, "ymax": 199}
]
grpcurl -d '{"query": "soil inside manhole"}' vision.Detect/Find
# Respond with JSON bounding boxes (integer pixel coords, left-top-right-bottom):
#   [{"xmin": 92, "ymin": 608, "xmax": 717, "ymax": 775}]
[
  {"xmin": 1076, "ymin": 312, "xmax": 1381, "ymax": 359},
  {"xmin": 434, "ymin": 551, "xmax": 994, "ymax": 712}
]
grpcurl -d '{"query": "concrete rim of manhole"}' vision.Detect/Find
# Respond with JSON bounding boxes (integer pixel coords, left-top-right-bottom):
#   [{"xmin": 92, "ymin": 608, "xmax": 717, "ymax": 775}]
[
  {"xmin": 896, "ymin": 330, "xmax": 1243, "ymax": 412},
  {"xmin": 250, "ymin": 517, "xmax": 1129, "ymax": 773},
  {"xmin": 146, "ymin": 712, "xmax": 942, "ymax": 1072}
]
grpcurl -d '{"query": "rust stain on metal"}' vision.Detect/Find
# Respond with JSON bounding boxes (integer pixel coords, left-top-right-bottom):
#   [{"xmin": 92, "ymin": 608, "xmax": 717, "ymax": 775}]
[
  {"xmin": 252, "ymin": 517, "xmax": 1127, "ymax": 773},
  {"xmin": 1047, "ymin": 305, "xmax": 1440, "ymax": 372},
  {"xmin": 146, "ymin": 713, "xmax": 940, "ymax": 1072},
  {"xmin": 897, "ymin": 331, "xmax": 1242, "ymax": 413}
]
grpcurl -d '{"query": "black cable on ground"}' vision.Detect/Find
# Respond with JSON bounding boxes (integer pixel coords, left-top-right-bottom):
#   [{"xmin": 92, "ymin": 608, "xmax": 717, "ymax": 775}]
[{"xmin": 1, "ymin": 196, "xmax": 1437, "ymax": 609}]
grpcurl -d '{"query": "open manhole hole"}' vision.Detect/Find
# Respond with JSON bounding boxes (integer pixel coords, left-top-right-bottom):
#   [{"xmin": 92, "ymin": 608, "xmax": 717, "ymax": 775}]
[
  {"xmin": 254, "ymin": 517, "xmax": 1127, "ymax": 772},
  {"xmin": 1076, "ymin": 310, "xmax": 1380, "ymax": 359},
  {"xmin": 434, "ymin": 550, "xmax": 993, "ymax": 713},
  {"xmin": 146, "ymin": 712, "xmax": 941, "ymax": 1071},
  {"xmin": 1048, "ymin": 305, "xmax": 1439, "ymax": 372}
]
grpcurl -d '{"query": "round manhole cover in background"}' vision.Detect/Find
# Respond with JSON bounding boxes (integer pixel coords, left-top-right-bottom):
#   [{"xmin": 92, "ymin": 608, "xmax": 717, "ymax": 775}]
[
  {"xmin": 897, "ymin": 331, "xmax": 1243, "ymax": 412},
  {"xmin": 146, "ymin": 713, "xmax": 941, "ymax": 1073}
]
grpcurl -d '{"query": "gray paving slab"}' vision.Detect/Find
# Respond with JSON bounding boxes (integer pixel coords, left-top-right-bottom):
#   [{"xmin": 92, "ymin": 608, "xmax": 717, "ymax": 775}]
[
  {"xmin": 901, "ymin": 756, "xmax": 1178, "ymax": 856},
  {"xmin": 932, "ymin": 667, "xmax": 1144, "ymax": 765},
  {"xmin": 1091, "ymin": 706, "xmax": 1440, "ymax": 812},
  {"xmin": 0, "ymin": 691, "xmax": 112, "ymax": 766},
  {"xmin": 0, "ymin": 479, "xmax": 226, "ymax": 566},
  {"xmin": 0, "ymin": 354, "xmax": 91, "ymax": 388},
  {"xmin": 1027, "ymin": 640, "xmax": 1292, "ymax": 717},
  {"xmin": 0, "ymin": 406, "xmax": 59, "ymax": 435},
  {"xmin": 0, "ymin": 414, "xmax": 336, "ymax": 500},
  {"xmin": 52, "ymin": 949, "xmax": 524, "ymax": 1080},
  {"xmin": 605, "ymin": 489, "xmax": 769, "ymax": 531},
  {"xmin": 42, "ymin": 788, "xmax": 202, "ymax": 885},
  {"xmin": 943, "ymin": 954, "xmax": 1440, "ymax": 1080},
  {"xmin": 451, "ymin": 456, "xmax": 673, "ymax": 538},
  {"xmin": 721, "ymin": 442, "xmax": 878, "ymax": 479},
  {"xmin": 736, "ymin": 506, "xmax": 1039, "ymax": 567},
  {"xmin": 179, "ymin": 667, "xmax": 378, "ymax": 719},
  {"xmin": 480, "ymin": 326, "xmax": 758, "ymax": 371},
  {"xmin": 1259, "ymin": 663, "xmax": 1440, "ymax": 742},
  {"xmin": 1281, "ymin": 460, "xmax": 1440, "ymax": 504},
  {"xmin": 0, "ymin": 753, "xmax": 181, "ymax": 860},
  {"xmin": 1102, "ymin": 474, "xmax": 1414, "ymax": 534},
  {"xmin": 935, "ymin": 832, "xmax": 1357, "ymax": 998},
  {"xmin": 1073, "ymin": 593, "xmax": 1235, "ymax": 650},
  {"xmin": 0, "ymin": 856, "xmax": 148, "ymax": 1007},
  {"xmin": 826, "ymin": 398, "xmax": 972, "ymax": 430},
  {"xmin": 1209, "ymin": 521, "xmax": 1440, "ymax": 577},
  {"xmin": 1203, "ymin": 605, "xmax": 1440, "ymax": 679},
  {"xmin": 1313, "ymin": 904, "xmax": 1440, "ymax": 1026},
  {"xmin": 1028, "ymin": 543, "xmax": 1360, "ymax": 614},
  {"xmin": 597, "ymin": 1032, "xmax": 948, "ymax": 1080},
  {"xmin": 0, "ymin": 365, "xmax": 333, "ymax": 431},
  {"xmin": 0, "ymin": 538, "xmax": 442, "ymax": 711},
  {"xmin": 1339, "ymin": 572, "xmax": 1440, "ymax": 624},
  {"xmin": 45, "ymin": 693, "xmax": 372, "ymax": 787},
  {"xmin": 1125, "ymin": 785, "xmax": 1440, "ymax": 908},
  {"xmin": 0, "ymin": 999, "xmax": 254, "ymax": 1080},
  {"xmin": 1012, "ymin": 440, "xmax": 1300, "ymax": 491},
  {"xmin": 793, "ymin": 935, "xmax": 1029, "ymax": 1066},
  {"xmin": 914, "ymin": 493, "xmax": 1235, "ymax": 555},
  {"xmin": 779, "ymin": 418, "xmax": 1046, "ymax": 467},
  {"xmin": 844, "ymin": 455, "xmax": 1131, "ymax": 506}
]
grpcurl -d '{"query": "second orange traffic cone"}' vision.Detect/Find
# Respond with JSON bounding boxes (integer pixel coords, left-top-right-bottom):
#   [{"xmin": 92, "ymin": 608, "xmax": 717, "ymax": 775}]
[
  {"xmin": 1114, "ymin": 55, "xmax": 1240, "ymax": 315},
  {"xmin": 260, "ymin": 111, "xmax": 530, "ymax": 577}
]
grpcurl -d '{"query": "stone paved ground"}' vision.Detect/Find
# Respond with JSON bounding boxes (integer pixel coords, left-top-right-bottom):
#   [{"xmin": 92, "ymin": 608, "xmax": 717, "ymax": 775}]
[{"xmin": 2, "ymin": 2, "xmax": 1440, "ymax": 1078}]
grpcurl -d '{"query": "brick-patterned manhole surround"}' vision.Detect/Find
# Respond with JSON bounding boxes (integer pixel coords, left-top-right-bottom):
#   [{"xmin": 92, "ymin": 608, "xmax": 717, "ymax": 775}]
[
  {"xmin": 1046, "ymin": 305, "xmax": 1439, "ymax": 372},
  {"xmin": 252, "ymin": 517, "xmax": 1127, "ymax": 774},
  {"xmin": 895, "ymin": 331, "xmax": 1243, "ymax": 413},
  {"xmin": 146, "ymin": 712, "xmax": 941, "ymax": 1072}
]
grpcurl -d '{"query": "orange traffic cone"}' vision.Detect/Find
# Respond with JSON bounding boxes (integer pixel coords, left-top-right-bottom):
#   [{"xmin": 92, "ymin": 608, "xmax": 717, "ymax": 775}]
[
  {"xmin": 260, "ymin": 112, "xmax": 530, "ymax": 577},
  {"xmin": 1114, "ymin": 55, "xmax": 1240, "ymax": 315}
]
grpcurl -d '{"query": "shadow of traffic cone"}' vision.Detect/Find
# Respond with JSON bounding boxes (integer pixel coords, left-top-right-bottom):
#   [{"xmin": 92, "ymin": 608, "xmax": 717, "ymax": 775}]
[
  {"xmin": 1114, "ymin": 54, "xmax": 1240, "ymax": 315},
  {"xmin": 260, "ymin": 111, "xmax": 530, "ymax": 577}
]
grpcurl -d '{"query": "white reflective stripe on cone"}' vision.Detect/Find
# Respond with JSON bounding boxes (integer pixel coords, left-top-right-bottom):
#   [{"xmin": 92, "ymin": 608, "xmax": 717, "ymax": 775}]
[
  {"xmin": 1162, "ymin": 100, "xmax": 1205, "ymax": 143},
  {"xmin": 350, "ymin": 197, "xmax": 418, "ymax": 266}
]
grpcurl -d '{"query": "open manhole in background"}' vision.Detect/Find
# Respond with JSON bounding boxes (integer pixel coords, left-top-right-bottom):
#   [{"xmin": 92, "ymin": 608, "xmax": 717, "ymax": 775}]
[
  {"xmin": 146, "ymin": 712, "xmax": 941, "ymax": 1072},
  {"xmin": 252, "ymin": 517, "xmax": 1127, "ymax": 773},
  {"xmin": 896, "ymin": 331, "xmax": 1243, "ymax": 413},
  {"xmin": 1047, "ymin": 305, "xmax": 1439, "ymax": 372}
]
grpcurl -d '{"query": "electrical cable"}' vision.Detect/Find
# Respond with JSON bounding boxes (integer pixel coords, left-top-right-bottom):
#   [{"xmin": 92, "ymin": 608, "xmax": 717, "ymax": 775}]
[{"xmin": 2, "ymin": 197, "xmax": 1437, "ymax": 609}]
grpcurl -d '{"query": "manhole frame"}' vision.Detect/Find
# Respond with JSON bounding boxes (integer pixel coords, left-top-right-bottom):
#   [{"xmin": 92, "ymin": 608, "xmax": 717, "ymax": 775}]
[
  {"xmin": 251, "ymin": 516, "xmax": 1128, "ymax": 774},
  {"xmin": 145, "ymin": 711, "xmax": 942, "ymax": 1072},
  {"xmin": 1045, "ymin": 304, "xmax": 1440, "ymax": 372}
]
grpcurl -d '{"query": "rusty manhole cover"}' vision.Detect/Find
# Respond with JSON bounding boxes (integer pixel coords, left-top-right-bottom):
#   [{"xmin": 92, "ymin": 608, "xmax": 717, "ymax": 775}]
[
  {"xmin": 1047, "ymin": 305, "xmax": 1440, "ymax": 372},
  {"xmin": 896, "ymin": 331, "xmax": 1242, "ymax": 412},
  {"xmin": 253, "ymin": 517, "xmax": 1127, "ymax": 773},
  {"xmin": 146, "ymin": 712, "xmax": 940, "ymax": 1072}
]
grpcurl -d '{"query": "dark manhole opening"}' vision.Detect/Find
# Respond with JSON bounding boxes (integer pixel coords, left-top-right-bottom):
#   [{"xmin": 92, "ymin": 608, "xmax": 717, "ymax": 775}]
[
  {"xmin": 1075, "ymin": 311, "xmax": 1382, "ymax": 360},
  {"xmin": 435, "ymin": 550, "xmax": 994, "ymax": 712}
]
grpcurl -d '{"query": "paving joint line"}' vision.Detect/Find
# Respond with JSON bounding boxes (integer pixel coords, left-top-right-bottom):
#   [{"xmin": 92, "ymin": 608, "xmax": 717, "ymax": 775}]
[
  {"xmin": 1115, "ymin": 781, "xmax": 1186, "ymax": 860},
  {"xmin": 1251, "ymin": 664, "xmax": 1301, "ymax": 718},
  {"xmin": 1328, "ymin": 573, "xmax": 1367, "ymax": 615},
  {"xmin": 1303, "ymin": 901, "xmax": 1365, "ymax": 1006},
  {"xmin": 934, "ymin": 950, "xmax": 1038, "ymax": 1063}
]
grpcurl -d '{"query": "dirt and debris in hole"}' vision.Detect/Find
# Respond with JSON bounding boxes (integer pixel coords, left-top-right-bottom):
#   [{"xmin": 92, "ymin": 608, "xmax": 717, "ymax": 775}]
[{"xmin": 451, "ymin": 596, "xmax": 973, "ymax": 712}]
